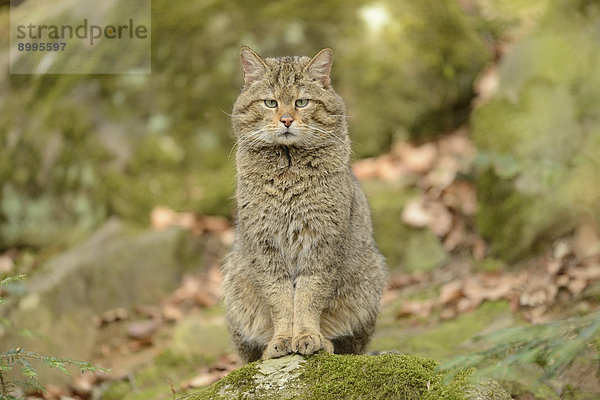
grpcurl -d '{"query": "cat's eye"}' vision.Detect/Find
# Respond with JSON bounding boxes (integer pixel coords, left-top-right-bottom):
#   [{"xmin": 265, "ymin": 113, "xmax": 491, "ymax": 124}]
[
  {"xmin": 295, "ymin": 99, "xmax": 309, "ymax": 108},
  {"xmin": 264, "ymin": 99, "xmax": 278, "ymax": 108}
]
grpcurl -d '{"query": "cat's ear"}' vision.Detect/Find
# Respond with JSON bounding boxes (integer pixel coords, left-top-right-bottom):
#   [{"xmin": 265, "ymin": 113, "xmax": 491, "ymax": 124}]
[
  {"xmin": 240, "ymin": 46, "xmax": 268, "ymax": 85},
  {"xmin": 305, "ymin": 48, "xmax": 333, "ymax": 87}
]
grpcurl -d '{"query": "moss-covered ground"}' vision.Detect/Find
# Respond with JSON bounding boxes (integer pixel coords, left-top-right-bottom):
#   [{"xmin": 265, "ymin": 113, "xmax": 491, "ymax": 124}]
[{"xmin": 187, "ymin": 353, "xmax": 475, "ymax": 400}]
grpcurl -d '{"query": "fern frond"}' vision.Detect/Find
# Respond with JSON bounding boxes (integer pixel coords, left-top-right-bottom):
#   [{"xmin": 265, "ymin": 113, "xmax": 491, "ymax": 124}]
[
  {"xmin": 0, "ymin": 275, "xmax": 27, "ymax": 286},
  {"xmin": 441, "ymin": 311, "xmax": 600, "ymax": 381}
]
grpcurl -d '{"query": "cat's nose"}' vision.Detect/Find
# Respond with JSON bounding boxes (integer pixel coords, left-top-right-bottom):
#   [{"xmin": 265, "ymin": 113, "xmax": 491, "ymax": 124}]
[{"xmin": 280, "ymin": 115, "xmax": 294, "ymax": 128}]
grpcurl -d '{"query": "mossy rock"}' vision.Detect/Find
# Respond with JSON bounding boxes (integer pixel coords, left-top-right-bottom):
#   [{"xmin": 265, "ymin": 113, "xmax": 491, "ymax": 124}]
[
  {"xmin": 186, "ymin": 353, "xmax": 510, "ymax": 400},
  {"xmin": 1, "ymin": 219, "xmax": 204, "ymax": 384}
]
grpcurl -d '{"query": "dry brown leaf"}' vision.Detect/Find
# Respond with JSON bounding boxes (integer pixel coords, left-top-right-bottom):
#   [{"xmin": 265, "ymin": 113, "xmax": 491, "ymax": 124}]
[
  {"xmin": 568, "ymin": 265, "xmax": 600, "ymax": 281},
  {"xmin": 442, "ymin": 181, "xmax": 477, "ymax": 216},
  {"xmin": 162, "ymin": 304, "xmax": 184, "ymax": 321},
  {"xmin": 424, "ymin": 157, "xmax": 458, "ymax": 190},
  {"xmin": 438, "ymin": 280, "xmax": 463, "ymax": 305},
  {"xmin": 473, "ymin": 66, "xmax": 499, "ymax": 107},
  {"xmin": 401, "ymin": 198, "xmax": 453, "ymax": 237},
  {"xmin": 93, "ymin": 308, "xmax": 129, "ymax": 328},
  {"xmin": 552, "ymin": 239, "xmax": 572, "ymax": 260},
  {"xmin": 546, "ymin": 260, "xmax": 562, "ymax": 275},
  {"xmin": 219, "ymin": 228, "xmax": 235, "ymax": 246},
  {"xmin": 443, "ymin": 219, "xmax": 466, "ymax": 251},
  {"xmin": 520, "ymin": 289, "xmax": 548, "ymax": 307},
  {"xmin": 401, "ymin": 198, "xmax": 430, "ymax": 228},
  {"xmin": 396, "ymin": 300, "xmax": 434, "ymax": 318},
  {"xmin": 201, "ymin": 215, "xmax": 231, "ymax": 232},
  {"xmin": 196, "ymin": 290, "xmax": 218, "ymax": 308},
  {"xmin": 556, "ymin": 274, "xmax": 570, "ymax": 287},
  {"xmin": 427, "ymin": 203, "xmax": 453, "ymax": 237},
  {"xmin": 440, "ymin": 308, "xmax": 457, "ymax": 320},
  {"xmin": 471, "ymin": 238, "xmax": 487, "ymax": 261},
  {"xmin": 0, "ymin": 254, "xmax": 14, "ymax": 274},
  {"xmin": 151, "ymin": 206, "xmax": 178, "ymax": 230},
  {"xmin": 573, "ymin": 224, "xmax": 600, "ymax": 259},
  {"xmin": 352, "ymin": 158, "xmax": 379, "ymax": 180},
  {"xmin": 456, "ymin": 297, "xmax": 480, "ymax": 313},
  {"xmin": 394, "ymin": 142, "xmax": 437, "ymax": 174},
  {"xmin": 171, "ymin": 274, "xmax": 201, "ymax": 304},
  {"xmin": 127, "ymin": 320, "xmax": 160, "ymax": 340},
  {"xmin": 185, "ymin": 371, "xmax": 225, "ymax": 388},
  {"xmin": 567, "ymin": 279, "xmax": 587, "ymax": 296}
]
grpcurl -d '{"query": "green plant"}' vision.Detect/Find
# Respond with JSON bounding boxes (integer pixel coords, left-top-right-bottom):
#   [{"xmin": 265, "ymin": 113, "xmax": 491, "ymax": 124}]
[
  {"xmin": 441, "ymin": 311, "xmax": 600, "ymax": 381},
  {"xmin": 0, "ymin": 275, "xmax": 109, "ymax": 399}
]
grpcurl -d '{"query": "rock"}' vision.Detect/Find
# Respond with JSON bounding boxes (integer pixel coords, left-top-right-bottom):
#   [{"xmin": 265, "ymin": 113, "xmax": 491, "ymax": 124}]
[
  {"xmin": 167, "ymin": 311, "xmax": 231, "ymax": 363},
  {"xmin": 186, "ymin": 353, "xmax": 511, "ymax": 400},
  {"xmin": 1, "ymin": 219, "xmax": 203, "ymax": 382}
]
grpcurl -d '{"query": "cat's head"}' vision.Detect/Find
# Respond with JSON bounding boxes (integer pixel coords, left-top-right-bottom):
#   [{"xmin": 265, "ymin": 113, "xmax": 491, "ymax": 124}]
[{"xmin": 232, "ymin": 47, "xmax": 347, "ymax": 149}]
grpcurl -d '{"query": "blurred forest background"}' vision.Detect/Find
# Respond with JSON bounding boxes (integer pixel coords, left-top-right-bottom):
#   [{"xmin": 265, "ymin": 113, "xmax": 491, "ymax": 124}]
[{"xmin": 1, "ymin": 0, "xmax": 600, "ymax": 398}]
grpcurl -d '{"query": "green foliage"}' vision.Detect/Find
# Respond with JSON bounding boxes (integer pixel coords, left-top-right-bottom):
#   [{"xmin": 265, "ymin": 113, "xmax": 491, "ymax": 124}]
[
  {"xmin": 441, "ymin": 311, "xmax": 600, "ymax": 382},
  {"xmin": 472, "ymin": 0, "xmax": 600, "ymax": 261},
  {"xmin": 0, "ymin": 0, "xmax": 499, "ymax": 250},
  {"xmin": 0, "ymin": 348, "xmax": 108, "ymax": 399},
  {"xmin": 0, "ymin": 276, "xmax": 109, "ymax": 398}
]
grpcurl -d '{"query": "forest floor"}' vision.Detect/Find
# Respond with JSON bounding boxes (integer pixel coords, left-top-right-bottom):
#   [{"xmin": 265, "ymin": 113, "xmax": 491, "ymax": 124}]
[{"xmin": 7, "ymin": 127, "xmax": 599, "ymax": 400}]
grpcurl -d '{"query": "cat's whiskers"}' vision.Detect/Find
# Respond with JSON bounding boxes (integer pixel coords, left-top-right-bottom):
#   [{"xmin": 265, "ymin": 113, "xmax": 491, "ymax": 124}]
[
  {"xmin": 221, "ymin": 109, "xmax": 243, "ymax": 118},
  {"xmin": 328, "ymin": 114, "xmax": 351, "ymax": 119},
  {"xmin": 307, "ymin": 125, "xmax": 346, "ymax": 145},
  {"xmin": 238, "ymin": 128, "xmax": 268, "ymax": 149}
]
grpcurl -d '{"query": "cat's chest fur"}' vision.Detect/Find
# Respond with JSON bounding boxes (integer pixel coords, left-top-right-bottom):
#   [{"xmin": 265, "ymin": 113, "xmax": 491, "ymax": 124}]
[{"xmin": 236, "ymin": 146, "xmax": 351, "ymax": 271}]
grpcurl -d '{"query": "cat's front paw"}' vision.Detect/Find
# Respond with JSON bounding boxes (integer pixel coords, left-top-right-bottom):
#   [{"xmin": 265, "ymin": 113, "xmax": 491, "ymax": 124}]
[
  {"xmin": 291, "ymin": 331, "xmax": 334, "ymax": 355},
  {"xmin": 262, "ymin": 335, "xmax": 293, "ymax": 360}
]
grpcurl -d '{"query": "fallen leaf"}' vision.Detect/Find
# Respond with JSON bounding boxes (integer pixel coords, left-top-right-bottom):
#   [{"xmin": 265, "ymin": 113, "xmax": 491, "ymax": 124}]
[
  {"xmin": 162, "ymin": 304, "xmax": 184, "ymax": 321},
  {"xmin": 567, "ymin": 279, "xmax": 587, "ymax": 296},
  {"xmin": 443, "ymin": 219, "xmax": 465, "ymax": 251},
  {"xmin": 442, "ymin": 181, "xmax": 477, "ymax": 216},
  {"xmin": 195, "ymin": 290, "xmax": 218, "ymax": 308},
  {"xmin": 471, "ymin": 238, "xmax": 487, "ymax": 261},
  {"xmin": 396, "ymin": 300, "xmax": 434, "ymax": 319},
  {"xmin": 473, "ymin": 65, "xmax": 499, "ymax": 107},
  {"xmin": 573, "ymin": 224, "xmax": 600, "ymax": 259},
  {"xmin": 127, "ymin": 320, "xmax": 160, "ymax": 340},
  {"xmin": 151, "ymin": 206, "xmax": 178, "ymax": 230},
  {"xmin": 423, "ymin": 157, "xmax": 458, "ymax": 190},
  {"xmin": 427, "ymin": 202, "xmax": 453, "ymax": 237},
  {"xmin": 438, "ymin": 280, "xmax": 463, "ymax": 305},
  {"xmin": 401, "ymin": 198, "xmax": 430, "ymax": 228},
  {"xmin": 185, "ymin": 371, "xmax": 224, "ymax": 388},
  {"xmin": 218, "ymin": 229, "xmax": 235, "ymax": 246},
  {"xmin": 552, "ymin": 239, "xmax": 572, "ymax": 260},
  {"xmin": 0, "ymin": 254, "xmax": 14, "ymax": 274},
  {"xmin": 94, "ymin": 308, "xmax": 129, "ymax": 328},
  {"xmin": 352, "ymin": 158, "xmax": 379, "ymax": 180},
  {"xmin": 546, "ymin": 260, "xmax": 562, "ymax": 275},
  {"xmin": 395, "ymin": 142, "xmax": 437, "ymax": 174},
  {"xmin": 570, "ymin": 265, "xmax": 600, "ymax": 281},
  {"xmin": 201, "ymin": 215, "xmax": 231, "ymax": 232}
]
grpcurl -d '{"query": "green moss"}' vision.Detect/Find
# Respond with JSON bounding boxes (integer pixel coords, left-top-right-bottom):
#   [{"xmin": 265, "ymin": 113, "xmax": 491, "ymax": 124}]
[
  {"xmin": 185, "ymin": 353, "xmax": 496, "ymax": 400},
  {"xmin": 168, "ymin": 311, "xmax": 232, "ymax": 365},
  {"xmin": 301, "ymin": 353, "xmax": 470, "ymax": 400},
  {"xmin": 197, "ymin": 361, "xmax": 260, "ymax": 400},
  {"xmin": 372, "ymin": 301, "xmax": 512, "ymax": 360}
]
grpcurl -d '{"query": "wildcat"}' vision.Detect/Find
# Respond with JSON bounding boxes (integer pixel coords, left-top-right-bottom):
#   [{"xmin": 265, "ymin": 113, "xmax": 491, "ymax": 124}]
[{"xmin": 223, "ymin": 47, "xmax": 387, "ymax": 362}]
